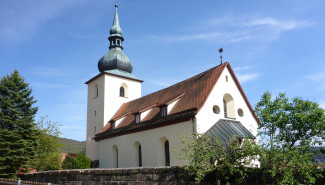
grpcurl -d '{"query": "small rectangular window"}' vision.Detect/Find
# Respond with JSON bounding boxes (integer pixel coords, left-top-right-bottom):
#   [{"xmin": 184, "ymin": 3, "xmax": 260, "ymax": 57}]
[
  {"xmin": 161, "ymin": 106, "xmax": 167, "ymax": 116},
  {"xmin": 111, "ymin": 121, "xmax": 115, "ymax": 129},
  {"xmin": 135, "ymin": 114, "xmax": 140, "ymax": 123}
]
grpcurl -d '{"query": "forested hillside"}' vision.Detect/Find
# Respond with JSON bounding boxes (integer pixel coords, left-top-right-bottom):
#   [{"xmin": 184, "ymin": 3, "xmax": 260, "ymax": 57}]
[{"xmin": 61, "ymin": 138, "xmax": 86, "ymax": 154}]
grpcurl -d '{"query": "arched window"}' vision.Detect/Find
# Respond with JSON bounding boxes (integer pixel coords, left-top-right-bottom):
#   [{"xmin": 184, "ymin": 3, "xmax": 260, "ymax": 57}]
[
  {"xmin": 112, "ymin": 145, "xmax": 118, "ymax": 168},
  {"xmin": 139, "ymin": 145, "xmax": 142, "ymax": 167},
  {"xmin": 223, "ymin": 94, "xmax": 235, "ymax": 119},
  {"xmin": 120, "ymin": 83, "xmax": 128, "ymax": 97},
  {"xmin": 164, "ymin": 140, "xmax": 170, "ymax": 166},
  {"xmin": 223, "ymin": 100, "xmax": 227, "ymax": 117},
  {"xmin": 120, "ymin": 86, "xmax": 125, "ymax": 97},
  {"xmin": 134, "ymin": 142, "xmax": 142, "ymax": 167}
]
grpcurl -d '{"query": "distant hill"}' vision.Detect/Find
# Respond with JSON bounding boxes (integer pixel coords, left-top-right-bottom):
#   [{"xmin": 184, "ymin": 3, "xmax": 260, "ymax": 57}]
[{"xmin": 60, "ymin": 138, "xmax": 86, "ymax": 154}]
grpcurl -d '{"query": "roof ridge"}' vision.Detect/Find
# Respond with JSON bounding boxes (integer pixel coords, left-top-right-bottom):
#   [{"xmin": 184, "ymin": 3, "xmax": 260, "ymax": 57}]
[{"xmin": 123, "ymin": 62, "xmax": 228, "ymax": 105}]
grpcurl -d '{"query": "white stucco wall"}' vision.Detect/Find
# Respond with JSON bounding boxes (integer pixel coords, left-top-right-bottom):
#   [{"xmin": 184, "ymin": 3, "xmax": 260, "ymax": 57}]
[
  {"xmin": 86, "ymin": 74, "xmax": 142, "ymax": 161},
  {"xmin": 98, "ymin": 120, "xmax": 194, "ymax": 168},
  {"xmin": 103, "ymin": 75, "xmax": 142, "ymax": 128},
  {"xmin": 195, "ymin": 67, "xmax": 258, "ymax": 137},
  {"xmin": 86, "ymin": 75, "xmax": 105, "ymax": 161}
]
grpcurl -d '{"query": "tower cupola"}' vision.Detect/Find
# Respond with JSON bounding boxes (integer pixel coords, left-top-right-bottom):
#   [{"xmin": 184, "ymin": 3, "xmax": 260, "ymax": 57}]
[{"xmin": 98, "ymin": 3, "xmax": 133, "ymax": 74}]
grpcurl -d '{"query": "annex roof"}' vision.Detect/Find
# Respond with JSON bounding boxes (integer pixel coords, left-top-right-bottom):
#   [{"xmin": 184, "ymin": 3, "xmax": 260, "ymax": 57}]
[
  {"xmin": 94, "ymin": 62, "xmax": 259, "ymax": 141},
  {"xmin": 205, "ymin": 119, "xmax": 255, "ymax": 144}
]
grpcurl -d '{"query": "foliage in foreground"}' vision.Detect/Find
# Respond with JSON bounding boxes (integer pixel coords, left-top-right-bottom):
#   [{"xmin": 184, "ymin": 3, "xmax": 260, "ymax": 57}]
[
  {"xmin": 256, "ymin": 91, "xmax": 325, "ymax": 185},
  {"xmin": 175, "ymin": 133, "xmax": 259, "ymax": 184},
  {"xmin": 0, "ymin": 70, "xmax": 39, "ymax": 178},
  {"xmin": 176, "ymin": 92, "xmax": 325, "ymax": 185},
  {"xmin": 62, "ymin": 154, "xmax": 91, "ymax": 169},
  {"xmin": 33, "ymin": 117, "xmax": 63, "ymax": 171}
]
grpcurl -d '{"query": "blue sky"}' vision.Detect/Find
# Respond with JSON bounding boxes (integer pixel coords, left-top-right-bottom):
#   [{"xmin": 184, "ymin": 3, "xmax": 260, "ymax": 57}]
[{"xmin": 1, "ymin": 0, "xmax": 325, "ymax": 141}]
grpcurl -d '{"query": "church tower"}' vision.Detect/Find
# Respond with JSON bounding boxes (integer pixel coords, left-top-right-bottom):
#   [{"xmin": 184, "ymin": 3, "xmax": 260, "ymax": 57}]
[{"xmin": 85, "ymin": 3, "xmax": 142, "ymax": 161}]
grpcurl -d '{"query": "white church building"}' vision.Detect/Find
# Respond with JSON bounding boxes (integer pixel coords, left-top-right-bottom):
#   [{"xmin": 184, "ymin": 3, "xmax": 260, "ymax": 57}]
[{"xmin": 85, "ymin": 3, "xmax": 259, "ymax": 168}]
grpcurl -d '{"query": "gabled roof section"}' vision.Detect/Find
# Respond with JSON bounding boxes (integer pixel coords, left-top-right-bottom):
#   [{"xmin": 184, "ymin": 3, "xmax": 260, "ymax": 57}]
[
  {"xmin": 98, "ymin": 62, "xmax": 228, "ymax": 134},
  {"xmin": 96, "ymin": 62, "xmax": 259, "ymax": 140}
]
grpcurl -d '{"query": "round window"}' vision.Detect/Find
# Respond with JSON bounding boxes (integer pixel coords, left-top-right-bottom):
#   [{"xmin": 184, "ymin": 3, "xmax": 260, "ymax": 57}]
[
  {"xmin": 213, "ymin": 105, "xmax": 220, "ymax": 114},
  {"xmin": 238, "ymin": 108, "xmax": 244, "ymax": 117}
]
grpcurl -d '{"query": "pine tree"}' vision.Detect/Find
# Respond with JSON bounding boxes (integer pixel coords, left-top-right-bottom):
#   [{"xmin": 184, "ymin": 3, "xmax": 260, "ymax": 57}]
[{"xmin": 0, "ymin": 70, "xmax": 39, "ymax": 178}]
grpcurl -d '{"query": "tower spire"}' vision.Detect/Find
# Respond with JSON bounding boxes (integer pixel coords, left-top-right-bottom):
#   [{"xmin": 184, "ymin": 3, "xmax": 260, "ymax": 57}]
[
  {"xmin": 110, "ymin": 3, "xmax": 123, "ymax": 38},
  {"xmin": 98, "ymin": 3, "xmax": 133, "ymax": 74}
]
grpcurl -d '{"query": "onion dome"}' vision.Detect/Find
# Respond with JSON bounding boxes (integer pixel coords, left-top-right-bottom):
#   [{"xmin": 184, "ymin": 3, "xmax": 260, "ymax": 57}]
[{"xmin": 98, "ymin": 3, "xmax": 133, "ymax": 74}]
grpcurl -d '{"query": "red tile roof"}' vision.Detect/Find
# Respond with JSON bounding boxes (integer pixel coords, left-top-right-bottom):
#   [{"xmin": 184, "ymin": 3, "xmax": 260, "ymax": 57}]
[{"xmin": 95, "ymin": 62, "xmax": 259, "ymax": 141}]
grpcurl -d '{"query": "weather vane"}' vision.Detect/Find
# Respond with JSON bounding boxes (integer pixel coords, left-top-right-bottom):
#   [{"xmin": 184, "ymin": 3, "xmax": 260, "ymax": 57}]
[{"xmin": 218, "ymin": 48, "xmax": 223, "ymax": 64}]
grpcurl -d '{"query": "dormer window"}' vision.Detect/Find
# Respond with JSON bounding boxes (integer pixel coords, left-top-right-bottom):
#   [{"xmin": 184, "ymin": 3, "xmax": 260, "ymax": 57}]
[
  {"xmin": 161, "ymin": 106, "xmax": 167, "ymax": 117},
  {"xmin": 110, "ymin": 121, "xmax": 115, "ymax": 130},
  {"xmin": 135, "ymin": 114, "xmax": 140, "ymax": 123}
]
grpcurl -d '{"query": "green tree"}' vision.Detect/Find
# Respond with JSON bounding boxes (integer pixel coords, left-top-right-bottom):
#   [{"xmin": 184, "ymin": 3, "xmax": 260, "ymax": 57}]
[
  {"xmin": 0, "ymin": 70, "xmax": 39, "ymax": 178},
  {"xmin": 33, "ymin": 117, "xmax": 63, "ymax": 171},
  {"xmin": 175, "ymin": 133, "xmax": 259, "ymax": 184},
  {"xmin": 256, "ymin": 91, "xmax": 325, "ymax": 184}
]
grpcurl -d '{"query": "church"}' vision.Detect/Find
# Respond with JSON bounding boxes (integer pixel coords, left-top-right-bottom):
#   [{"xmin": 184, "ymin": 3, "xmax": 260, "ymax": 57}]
[{"xmin": 85, "ymin": 3, "xmax": 259, "ymax": 168}]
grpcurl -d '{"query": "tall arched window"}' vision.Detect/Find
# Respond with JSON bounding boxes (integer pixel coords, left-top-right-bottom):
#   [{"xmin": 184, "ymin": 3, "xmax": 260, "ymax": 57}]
[
  {"xmin": 223, "ymin": 100, "xmax": 227, "ymax": 117},
  {"xmin": 223, "ymin": 94, "xmax": 235, "ymax": 119},
  {"xmin": 134, "ymin": 142, "xmax": 142, "ymax": 167},
  {"xmin": 138, "ymin": 145, "xmax": 142, "ymax": 167},
  {"xmin": 120, "ymin": 86, "xmax": 125, "ymax": 97},
  {"xmin": 112, "ymin": 145, "xmax": 118, "ymax": 168},
  {"xmin": 164, "ymin": 140, "xmax": 170, "ymax": 166}
]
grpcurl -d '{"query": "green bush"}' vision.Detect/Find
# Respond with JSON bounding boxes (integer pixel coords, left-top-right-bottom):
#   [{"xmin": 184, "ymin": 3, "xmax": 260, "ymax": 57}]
[
  {"xmin": 75, "ymin": 154, "xmax": 91, "ymax": 169},
  {"xmin": 62, "ymin": 154, "xmax": 91, "ymax": 169},
  {"xmin": 62, "ymin": 155, "xmax": 78, "ymax": 169}
]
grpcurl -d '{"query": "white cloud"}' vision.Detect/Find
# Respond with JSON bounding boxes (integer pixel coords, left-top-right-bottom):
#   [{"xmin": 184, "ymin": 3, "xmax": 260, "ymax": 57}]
[
  {"xmin": 306, "ymin": 71, "xmax": 325, "ymax": 82},
  {"xmin": 28, "ymin": 67, "xmax": 73, "ymax": 78},
  {"xmin": 30, "ymin": 82, "xmax": 68, "ymax": 89},
  {"xmin": 237, "ymin": 73, "xmax": 260, "ymax": 83},
  {"xmin": 239, "ymin": 17, "xmax": 309, "ymax": 31},
  {"xmin": 234, "ymin": 66, "xmax": 251, "ymax": 71},
  {"xmin": 149, "ymin": 16, "xmax": 314, "ymax": 43},
  {"xmin": 0, "ymin": 0, "xmax": 79, "ymax": 43},
  {"xmin": 320, "ymin": 102, "xmax": 325, "ymax": 109},
  {"xmin": 305, "ymin": 71, "xmax": 325, "ymax": 92}
]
